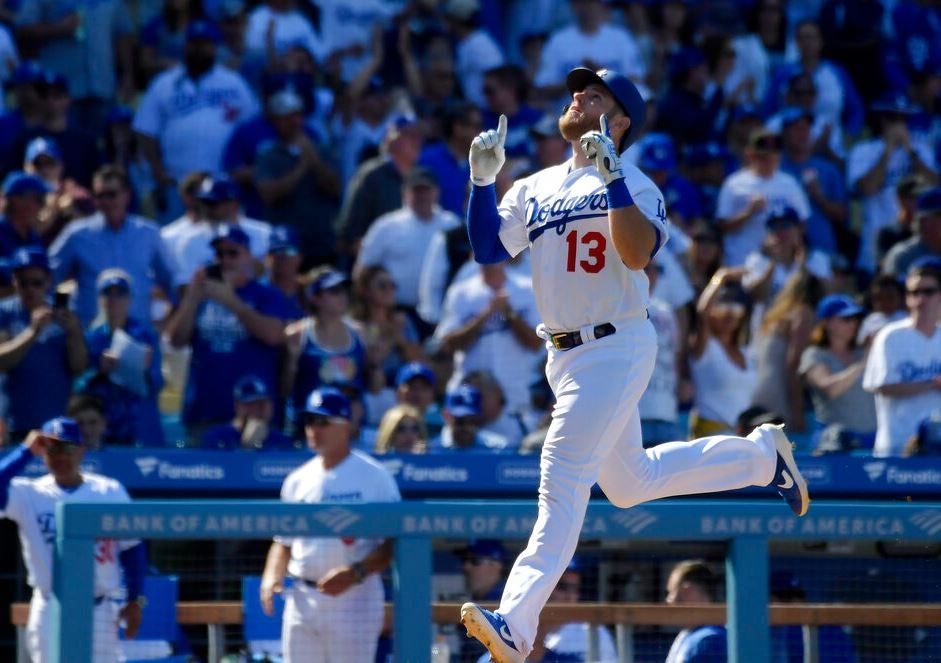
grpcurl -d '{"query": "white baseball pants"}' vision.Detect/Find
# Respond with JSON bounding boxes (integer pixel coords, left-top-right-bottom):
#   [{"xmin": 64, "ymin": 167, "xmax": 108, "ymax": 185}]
[
  {"xmin": 282, "ymin": 577, "xmax": 384, "ymax": 663},
  {"xmin": 499, "ymin": 316, "xmax": 777, "ymax": 655},
  {"xmin": 27, "ymin": 590, "xmax": 120, "ymax": 663}
]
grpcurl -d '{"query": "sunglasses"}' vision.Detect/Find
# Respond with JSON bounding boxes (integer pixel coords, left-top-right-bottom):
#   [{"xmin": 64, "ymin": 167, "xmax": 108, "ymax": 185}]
[
  {"xmin": 452, "ymin": 416, "xmax": 477, "ymax": 426},
  {"xmin": 17, "ymin": 277, "xmax": 47, "ymax": 289},
  {"xmin": 94, "ymin": 189, "xmax": 122, "ymax": 200},
  {"xmin": 374, "ymin": 279, "xmax": 396, "ymax": 291},
  {"xmin": 906, "ymin": 287, "xmax": 941, "ymax": 297},
  {"xmin": 102, "ymin": 287, "xmax": 129, "ymax": 298},
  {"xmin": 395, "ymin": 422, "xmax": 421, "ymax": 434},
  {"xmin": 304, "ymin": 414, "xmax": 345, "ymax": 427},
  {"xmin": 215, "ymin": 248, "xmax": 241, "ymax": 259}
]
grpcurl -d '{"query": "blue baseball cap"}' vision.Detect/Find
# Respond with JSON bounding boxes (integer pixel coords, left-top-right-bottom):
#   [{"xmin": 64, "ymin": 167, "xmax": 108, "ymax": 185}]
[
  {"xmin": 233, "ymin": 375, "xmax": 270, "ymax": 403},
  {"xmin": 2, "ymin": 171, "xmax": 50, "ymax": 197},
  {"xmin": 41, "ymin": 416, "xmax": 82, "ymax": 445},
  {"xmin": 385, "ymin": 112, "xmax": 418, "ymax": 137},
  {"xmin": 916, "ymin": 187, "xmax": 941, "ymax": 216},
  {"xmin": 268, "ymin": 225, "xmax": 300, "ymax": 255},
  {"xmin": 96, "ymin": 268, "xmax": 132, "ymax": 294},
  {"xmin": 457, "ymin": 539, "xmax": 506, "ymax": 562},
  {"xmin": 765, "ymin": 206, "xmax": 801, "ymax": 230},
  {"xmin": 871, "ymin": 91, "xmax": 920, "ymax": 115},
  {"xmin": 445, "ymin": 384, "xmax": 482, "ymax": 418},
  {"xmin": 395, "ymin": 362, "xmax": 435, "ymax": 388},
  {"xmin": 38, "ymin": 71, "xmax": 68, "ymax": 92},
  {"xmin": 186, "ymin": 19, "xmax": 221, "ymax": 43},
  {"xmin": 908, "ymin": 255, "xmax": 941, "ymax": 275},
  {"xmin": 308, "ymin": 269, "xmax": 349, "ymax": 295},
  {"xmin": 779, "ymin": 106, "xmax": 814, "ymax": 126},
  {"xmin": 11, "ymin": 246, "xmax": 49, "ymax": 272},
  {"xmin": 303, "ymin": 386, "xmax": 352, "ymax": 420},
  {"xmin": 566, "ymin": 67, "xmax": 647, "ymax": 149},
  {"xmin": 25, "ymin": 137, "xmax": 61, "ymax": 164},
  {"xmin": 197, "ymin": 176, "xmax": 239, "ymax": 204},
  {"xmin": 816, "ymin": 294, "xmax": 865, "ymax": 320},
  {"xmin": 639, "ymin": 134, "xmax": 677, "ymax": 172},
  {"xmin": 210, "ymin": 224, "xmax": 250, "ymax": 249},
  {"xmin": 9, "ymin": 61, "xmax": 44, "ymax": 87}
]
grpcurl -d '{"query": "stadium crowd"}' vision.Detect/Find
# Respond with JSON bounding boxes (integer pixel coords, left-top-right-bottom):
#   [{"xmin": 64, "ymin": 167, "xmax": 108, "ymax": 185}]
[{"xmin": 0, "ymin": 0, "xmax": 939, "ymax": 459}]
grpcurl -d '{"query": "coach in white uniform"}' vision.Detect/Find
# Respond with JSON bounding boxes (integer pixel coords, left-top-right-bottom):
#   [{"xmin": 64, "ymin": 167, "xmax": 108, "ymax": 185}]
[
  {"xmin": 458, "ymin": 67, "xmax": 810, "ymax": 663},
  {"xmin": 0, "ymin": 417, "xmax": 146, "ymax": 663},
  {"xmin": 260, "ymin": 387, "xmax": 400, "ymax": 663}
]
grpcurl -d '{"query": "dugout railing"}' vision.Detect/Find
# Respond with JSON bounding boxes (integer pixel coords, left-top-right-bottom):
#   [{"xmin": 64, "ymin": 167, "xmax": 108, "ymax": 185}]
[{"xmin": 46, "ymin": 499, "xmax": 941, "ymax": 663}]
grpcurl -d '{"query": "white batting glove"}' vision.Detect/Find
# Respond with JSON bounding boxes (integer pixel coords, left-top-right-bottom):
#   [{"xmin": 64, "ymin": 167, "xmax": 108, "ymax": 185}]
[
  {"xmin": 469, "ymin": 114, "xmax": 507, "ymax": 186},
  {"xmin": 580, "ymin": 114, "xmax": 625, "ymax": 186}
]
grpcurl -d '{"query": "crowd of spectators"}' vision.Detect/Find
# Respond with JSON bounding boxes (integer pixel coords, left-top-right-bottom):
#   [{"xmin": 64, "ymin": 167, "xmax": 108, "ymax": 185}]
[{"xmin": 0, "ymin": 0, "xmax": 939, "ymax": 458}]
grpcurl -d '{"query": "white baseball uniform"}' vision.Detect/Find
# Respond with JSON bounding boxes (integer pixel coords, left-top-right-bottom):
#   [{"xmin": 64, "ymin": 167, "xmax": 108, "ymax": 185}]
[
  {"xmin": 1, "ymin": 470, "xmax": 138, "ymax": 663},
  {"xmin": 275, "ymin": 450, "xmax": 400, "ymax": 663},
  {"xmin": 487, "ymin": 157, "xmax": 778, "ymax": 655}
]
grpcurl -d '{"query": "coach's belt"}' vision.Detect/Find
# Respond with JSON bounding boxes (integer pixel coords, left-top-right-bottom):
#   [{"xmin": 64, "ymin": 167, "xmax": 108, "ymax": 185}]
[
  {"xmin": 291, "ymin": 576, "xmax": 318, "ymax": 588},
  {"xmin": 550, "ymin": 322, "xmax": 616, "ymax": 351}
]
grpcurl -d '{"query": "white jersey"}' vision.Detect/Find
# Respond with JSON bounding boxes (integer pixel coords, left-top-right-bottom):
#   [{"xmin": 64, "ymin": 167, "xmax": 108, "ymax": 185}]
[
  {"xmin": 456, "ymin": 29, "xmax": 505, "ymax": 108},
  {"xmin": 639, "ymin": 297, "xmax": 679, "ymax": 423},
  {"xmin": 277, "ymin": 450, "xmax": 400, "ymax": 582},
  {"xmin": 862, "ymin": 318, "xmax": 941, "ymax": 457},
  {"xmin": 0, "ymin": 472, "xmax": 137, "ymax": 596},
  {"xmin": 542, "ymin": 622, "xmax": 618, "ymax": 663},
  {"xmin": 496, "ymin": 160, "xmax": 669, "ymax": 332},
  {"xmin": 245, "ymin": 6, "xmax": 325, "ymax": 62}
]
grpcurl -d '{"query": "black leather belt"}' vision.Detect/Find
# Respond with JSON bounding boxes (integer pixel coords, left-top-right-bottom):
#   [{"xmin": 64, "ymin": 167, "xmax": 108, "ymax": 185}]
[
  {"xmin": 292, "ymin": 576, "xmax": 317, "ymax": 588},
  {"xmin": 550, "ymin": 322, "xmax": 616, "ymax": 351}
]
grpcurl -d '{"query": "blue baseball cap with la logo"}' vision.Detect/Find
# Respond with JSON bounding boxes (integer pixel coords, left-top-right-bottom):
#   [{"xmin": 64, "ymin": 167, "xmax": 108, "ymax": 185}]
[
  {"xmin": 41, "ymin": 416, "xmax": 82, "ymax": 445},
  {"xmin": 303, "ymin": 387, "xmax": 351, "ymax": 420},
  {"xmin": 565, "ymin": 67, "xmax": 647, "ymax": 150}
]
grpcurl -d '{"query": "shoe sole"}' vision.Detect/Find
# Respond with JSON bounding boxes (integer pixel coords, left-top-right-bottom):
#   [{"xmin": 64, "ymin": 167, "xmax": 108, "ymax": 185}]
[
  {"xmin": 768, "ymin": 424, "xmax": 810, "ymax": 516},
  {"xmin": 460, "ymin": 603, "xmax": 524, "ymax": 663}
]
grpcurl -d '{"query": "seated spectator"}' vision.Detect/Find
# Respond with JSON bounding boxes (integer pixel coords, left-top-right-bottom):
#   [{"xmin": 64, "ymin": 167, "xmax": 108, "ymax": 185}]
[
  {"xmin": 457, "ymin": 539, "xmax": 507, "ymax": 663},
  {"xmin": 863, "ymin": 260, "xmax": 941, "ymax": 457},
  {"xmin": 264, "ymin": 225, "xmax": 304, "ymax": 320},
  {"xmin": 66, "ymin": 393, "xmax": 108, "ymax": 451},
  {"xmin": 883, "ymin": 187, "xmax": 941, "ymax": 278},
  {"xmin": 429, "ymin": 384, "xmax": 510, "ymax": 453},
  {"xmin": 0, "ymin": 172, "xmax": 46, "ymax": 295},
  {"xmin": 374, "ymin": 404, "xmax": 427, "ymax": 454},
  {"xmin": 74, "ymin": 269, "xmax": 165, "ymax": 447},
  {"xmin": 202, "ymin": 375, "xmax": 295, "ymax": 450},
  {"xmin": 462, "ymin": 370, "xmax": 529, "ymax": 449},
  {"xmin": 23, "ymin": 137, "xmax": 94, "ymax": 244},
  {"xmin": 395, "ymin": 361, "xmax": 441, "ymax": 436},
  {"xmin": 328, "ymin": 378, "xmax": 375, "ymax": 452},
  {"xmin": 664, "ymin": 559, "xmax": 726, "ymax": 663},
  {"xmin": 167, "ymin": 224, "xmax": 289, "ymax": 441},
  {"xmin": 49, "ymin": 164, "xmax": 179, "ymax": 327},
  {"xmin": 904, "ymin": 414, "xmax": 941, "ymax": 457},
  {"xmin": 641, "ymin": 259, "xmax": 683, "ymax": 446},
  {"xmin": 0, "ymin": 247, "xmax": 86, "ymax": 441},
  {"xmin": 799, "ymin": 294, "xmax": 876, "ymax": 451},
  {"xmin": 857, "ymin": 274, "xmax": 907, "ymax": 346},
  {"xmin": 688, "ymin": 270, "xmax": 757, "ymax": 437},
  {"xmin": 282, "ymin": 268, "xmax": 366, "ymax": 432}
]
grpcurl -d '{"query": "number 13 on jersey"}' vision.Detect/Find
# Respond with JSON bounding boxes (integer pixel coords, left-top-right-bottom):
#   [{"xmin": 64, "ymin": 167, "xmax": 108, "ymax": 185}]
[{"xmin": 565, "ymin": 229, "xmax": 606, "ymax": 273}]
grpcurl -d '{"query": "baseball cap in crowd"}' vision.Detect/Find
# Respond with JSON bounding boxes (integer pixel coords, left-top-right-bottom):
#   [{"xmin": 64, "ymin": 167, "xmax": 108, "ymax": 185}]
[
  {"xmin": 42, "ymin": 416, "xmax": 83, "ymax": 445},
  {"xmin": 685, "ymin": 141, "xmax": 730, "ymax": 168},
  {"xmin": 639, "ymin": 134, "xmax": 678, "ymax": 173},
  {"xmin": 267, "ymin": 87, "xmax": 305, "ymax": 116},
  {"xmin": 779, "ymin": 106, "xmax": 814, "ymax": 127},
  {"xmin": 815, "ymin": 294, "xmax": 865, "ymax": 320},
  {"xmin": 395, "ymin": 362, "xmax": 435, "ymax": 388},
  {"xmin": 916, "ymin": 187, "xmax": 941, "ymax": 216},
  {"xmin": 25, "ymin": 137, "xmax": 61, "ymax": 164},
  {"xmin": 405, "ymin": 166, "xmax": 438, "ymax": 189},
  {"xmin": 529, "ymin": 114, "xmax": 560, "ymax": 139},
  {"xmin": 907, "ymin": 254, "xmax": 941, "ymax": 276},
  {"xmin": 210, "ymin": 224, "xmax": 250, "ymax": 249},
  {"xmin": 9, "ymin": 61, "xmax": 44, "ymax": 87},
  {"xmin": 186, "ymin": 19, "xmax": 222, "ymax": 43},
  {"xmin": 234, "ymin": 375, "xmax": 270, "ymax": 403},
  {"xmin": 765, "ymin": 206, "xmax": 801, "ymax": 230},
  {"xmin": 268, "ymin": 225, "xmax": 300, "ymax": 255},
  {"xmin": 870, "ymin": 91, "xmax": 920, "ymax": 115},
  {"xmin": 303, "ymin": 386, "xmax": 352, "ymax": 421},
  {"xmin": 456, "ymin": 539, "xmax": 506, "ymax": 563},
  {"xmin": 385, "ymin": 112, "xmax": 418, "ymax": 138},
  {"xmin": 2, "ymin": 171, "xmax": 49, "ymax": 197},
  {"xmin": 96, "ymin": 268, "xmax": 133, "ymax": 295},
  {"xmin": 748, "ymin": 128, "xmax": 782, "ymax": 153},
  {"xmin": 445, "ymin": 384, "xmax": 482, "ymax": 418},
  {"xmin": 308, "ymin": 269, "xmax": 349, "ymax": 295},
  {"xmin": 565, "ymin": 67, "xmax": 647, "ymax": 150},
  {"xmin": 10, "ymin": 246, "xmax": 50, "ymax": 272},
  {"xmin": 197, "ymin": 176, "xmax": 239, "ymax": 204},
  {"xmin": 38, "ymin": 71, "xmax": 68, "ymax": 94}
]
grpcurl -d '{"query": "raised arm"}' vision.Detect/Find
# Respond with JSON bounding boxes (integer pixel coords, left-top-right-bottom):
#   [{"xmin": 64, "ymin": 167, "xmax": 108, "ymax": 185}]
[{"xmin": 467, "ymin": 115, "xmax": 512, "ymax": 264}]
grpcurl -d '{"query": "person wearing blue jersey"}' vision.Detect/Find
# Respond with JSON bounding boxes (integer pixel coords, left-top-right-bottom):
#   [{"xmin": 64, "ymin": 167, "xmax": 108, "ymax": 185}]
[
  {"xmin": 665, "ymin": 560, "xmax": 726, "ymax": 663},
  {"xmin": 264, "ymin": 225, "xmax": 305, "ymax": 320},
  {"xmin": 202, "ymin": 374, "xmax": 296, "ymax": 450},
  {"xmin": 168, "ymin": 224, "xmax": 291, "ymax": 441}
]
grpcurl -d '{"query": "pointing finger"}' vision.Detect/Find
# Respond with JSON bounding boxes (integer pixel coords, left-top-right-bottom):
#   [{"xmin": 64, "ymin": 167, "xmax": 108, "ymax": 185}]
[
  {"xmin": 497, "ymin": 114, "xmax": 507, "ymax": 144},
  {"xmin": 600, "ymin": 114, "xmax": 610, "ymax": 138}
]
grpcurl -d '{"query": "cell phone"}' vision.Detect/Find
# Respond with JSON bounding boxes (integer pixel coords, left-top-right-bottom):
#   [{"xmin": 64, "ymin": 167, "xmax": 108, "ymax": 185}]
[
  {"xmin": 206, "ymin": 264, "xmax": 223, "ymax": 281},
  {"xmin": 53, "ymin": 291, "xmax": 70, "ymax": 310}
]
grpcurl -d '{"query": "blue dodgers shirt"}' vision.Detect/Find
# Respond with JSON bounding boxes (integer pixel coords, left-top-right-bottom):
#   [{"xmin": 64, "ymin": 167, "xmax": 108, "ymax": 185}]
[
  {"xmin": 418, "ymin": 142, "xmax": 471, "ymax": 217},
  {"xmin": 0, "ymin": 296, "xmax": 72, "ymax": 433},
  {"xmin": 183, "ymin": 280, "xmax": 292, "ymax": 426}
]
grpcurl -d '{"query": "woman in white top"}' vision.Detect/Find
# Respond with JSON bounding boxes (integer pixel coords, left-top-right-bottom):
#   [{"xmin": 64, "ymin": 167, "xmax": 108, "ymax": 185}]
[{"xmin": 688, "ymin": 268, "xmax": 758, "ymax": 437}]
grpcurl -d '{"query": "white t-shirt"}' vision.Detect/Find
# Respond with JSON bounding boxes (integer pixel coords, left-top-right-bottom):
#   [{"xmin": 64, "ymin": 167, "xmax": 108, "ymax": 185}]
[
  {"xmin": 435, "ymin": 271, "xmax": 542, "ymax": 413},
  {"xmin": 245, "ymin": 6, "xmax": 324, "ymax": 61},
  {"xmin": 742, "ymin": 249, "xmax": 832, "ymax": 298},
  {"xmin": 0, "ymin": 472, "xmax": 138, "ymax": 596},
  {"xmin": 651, "ymin": 247, "xmax": 695, "ymax": 310},
  {"xmin": 456, "ymin": 29, "xmax": 505, "ymax": 108},
  {"xmin": 691, "ymin": 337, "xmax": 758, "ymax": 426},
  {"xmin": 356, "ymin": 206, "xmax": 461, "ymax": 308},
  {"xmin": 278, "ymin": 450, "xmax": 400, "ymax": 582},
  {"xmin": 313, "ymin": 0, "xmax": 396, "ymax": 81},
  {"xmin": 726, "ymin": 34, "xmax": 769, "ymax": 106},
  {"xmin": 639, "ymin": 297, "xmax": 678, "ymax": 422},
  {"xmin": 173, "ymin": 217, "xmax": 272, "ymax": 283},
  {"xmin": 133, "ymin": 65, "xmax": 259, "ymax": 181},
  {"xmin": 496, "ymin": 159, "xmax": 669, "ymax": 332},
  {"xmin": 535, "ymin": 24, "xmax": 646, "ymax": 90},
  {"xmin": 541, "ymin": 622, "xmax": 618, "ymax": 663},
  {"xmin": 716, "ymin": 168, "xmax": 811, "ymax": 267},
  {"xmin": 863, "ymin": 318, "xmax": 941, "ymax": 457}
]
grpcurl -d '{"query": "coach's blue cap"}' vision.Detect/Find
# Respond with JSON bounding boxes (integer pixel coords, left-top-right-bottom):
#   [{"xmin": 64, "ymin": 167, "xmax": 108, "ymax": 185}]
[
  {"xmin": 197, "ymin": 176, "xmax": 239, "ymax": 203},
  {"xmin": 2, "ymin": 171, "xmax": 49, "ymax": 197},
  {"xmin": 268, "ymin": 225, "xmax": 300, "ymax": 255},
  {"xmin": 234, "ymin": 375, "xmax": 270, "ymax": 403},
  {"xmin": 303, "ymin": 386, "xmax": 352, "ymax": 420},
  {"xmin": 779, "ymin": 106, "xmax": 814, "ymax": 126},
  {"xmin": 42, "ymin": 416, "xmax": 82, "ymax": 445},
  {"xmin": 916, "ymin": 187, "xmax": 941, "ymax": 216},
  {"xmin": 10, "ymin": 246, "xmax": 49, "ymax": 272},
  {"xmin": 871, "ymin": 91, "xmax": 920, "ymax": 115},
  {"xmin": 445, "ymin": 384, "xmax": 482, "ymax": 418},
  {"xmin": 96, "ymin": 268, "xmax": 132, "ymax": 294},
  {"xmin": 308, "ymin": 269, "xmax": 349, "ymax": 295},
  {"xmin": 457, "ymin": 539, "xmax": 506, "ymax": 562},
  {"xmin": 186, "ymin": 19, "xmax": 222, "ymax": 43},
  {"xmin": 25, "ymin": 137, "xmax": 61, "ymax": 164},
  {"xmin": 816, "ymin": 294, "xmax": 865, "ymax": 320},
  {"xmin": 210, "ymin": 224, "xmax": 250, "ymax": 249},
  {"xmin": 639, "ymin": 134, "xmax": 677, "ymax": 172},
  {"xmin": 10, "ymin": 61, "xmax": 44, "ymax": 86},
  {"xmin": 396, "ymin": 362, "xmax": 435, "ymax": 387},
  {"xmin": 765, "ymin": 206, "xmax": 801, "ymax": 229},
  {"xmin": 566, "ymin": 67, "xmax": 647, "ymax": 150}
]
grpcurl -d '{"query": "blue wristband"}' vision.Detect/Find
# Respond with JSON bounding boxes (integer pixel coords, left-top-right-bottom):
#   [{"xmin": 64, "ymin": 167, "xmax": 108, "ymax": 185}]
[{"xmin": 605, "ymin": 178, "xmax": 635, "ymax": 209}]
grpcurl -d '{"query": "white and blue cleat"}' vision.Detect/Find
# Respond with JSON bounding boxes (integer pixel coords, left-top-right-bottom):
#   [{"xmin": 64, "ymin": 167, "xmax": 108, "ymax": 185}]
[
  {"xmin": 460, "ymin": 602, "xmax": 524, "ymax": 663},
  {"xmin": 764, "ymin": 424, "xmax": 810, "ymax": 516}
]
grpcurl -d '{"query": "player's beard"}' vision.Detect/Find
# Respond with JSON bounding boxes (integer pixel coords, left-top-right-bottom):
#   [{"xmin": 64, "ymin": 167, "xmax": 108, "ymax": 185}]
[{"xmin": 558, "ymin": 107, "xmax": 600, "ymax": 142}]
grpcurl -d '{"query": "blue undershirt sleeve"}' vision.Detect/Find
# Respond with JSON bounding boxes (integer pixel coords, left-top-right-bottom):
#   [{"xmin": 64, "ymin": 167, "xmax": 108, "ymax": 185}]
[
  {"xmin": 0, "ymin": 444, "xmax": 33, "ymax": 511},
  {"xmin": 467, "ymin": 184, "xmax": 511, "ymax": 264},
  {"xmin": 119, "ymin": 543, "xmax": 148, "ymax": 601}
]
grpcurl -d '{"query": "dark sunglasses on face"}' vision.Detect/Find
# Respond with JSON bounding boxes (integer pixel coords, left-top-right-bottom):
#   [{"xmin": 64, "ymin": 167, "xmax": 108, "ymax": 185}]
[
  {"xmin": 17, "ymin": 277, "xmax": 47, "ymax": 289},
  {"xmin": 374, "ymin": 280, "xmax": 396, "ymax": 291},
  {"xmin": 395, "ymin": 422, "xmax": 421, "ymax": 434},
  {"xmin": 305, "ymin": 414, "xmax": 341, "ymax": 427},
  {"xmin": 215, "ymin": 248, "xmax": 241, "ymax": 259},
  {"xmin": 102, "ymin": 287, "xmax": 129, "ymax": 298},
  {"xmin": 94, "ymin": 189, "xmax": 122, "ymax": 200},
  {"xmin": 907, "ymin": 287, "xmax": 940, "ymax": 297}
]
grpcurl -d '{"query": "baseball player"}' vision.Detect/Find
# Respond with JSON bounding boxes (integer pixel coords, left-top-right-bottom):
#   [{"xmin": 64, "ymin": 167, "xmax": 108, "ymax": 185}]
[
  {"xmin": 458, "ymin": 67, "xmax": 810, "ymax": 663},
  {"xmin": 259, "ymin": 386, "xmax": 400, "ymax": 662},
  {"xmin": 0, "ymin": 417, "xmax": 147, "ymax": 663}
]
